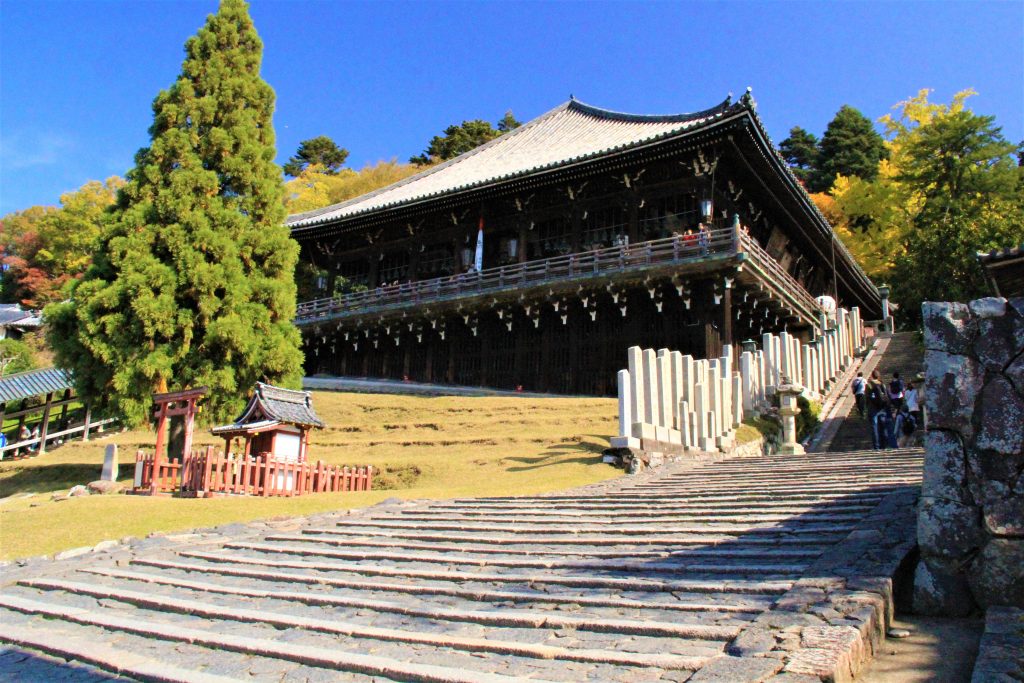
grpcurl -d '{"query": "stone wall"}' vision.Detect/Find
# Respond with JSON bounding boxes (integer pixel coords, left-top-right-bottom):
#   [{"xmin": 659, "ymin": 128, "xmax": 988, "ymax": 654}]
[{"xmin": 915, "ymin": 297, "xmax": 1024, "ymax": 615}]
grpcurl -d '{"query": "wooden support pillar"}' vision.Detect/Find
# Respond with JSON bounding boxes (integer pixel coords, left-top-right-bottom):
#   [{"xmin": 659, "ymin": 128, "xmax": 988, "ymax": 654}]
[
  {"xmin": 570, "ymin": 206, "xmax": 582, "ymax": 253},
  {"xmin": 367, "ymin": 252, "xmax": 380, "ymax": 288},
  {"xmin": 425, "ymin": 341, "xmax": 434, "ymax": 383},
  {"xmin": 182, "ymin": 399, "xmax": 197, "ymax": 460},
  {"xmin": 628, "ymin": 193, "xmax": 640, "ymax": 244},
  {"xmin": 722, "ymin": 281, "xmax": 733, "ymax": 350},
  {"xmin": 59, "ymin": 389, "xmax": 71, "ymax": 430},
  {"xmin": 517, "ymin": 223, "xmax": 528, "ymax": 263},
  {"xmin": 408, "ymin": 243, "xmax": 421, "ymax": 281},
  {"xmin": 702, "ymin": 282, "xmax": 721, "ymax": 360},
  {"xmin": 151, "ymin": 402, "xmax": 168, "ymax": 495},
  {"xmin": 82, "ymin": 403, "xmax": 92, "ymax": 442},
  {"xmin": 447, "ymin": 327, "xmax": 456, "ymax": 384},
  {"xmin": 38, "ymin": 392, "xmax": 53, "ymax": 454},
  {"xmin": 16, "ymin": 399, "xmax": 27, "ymax": 442}
]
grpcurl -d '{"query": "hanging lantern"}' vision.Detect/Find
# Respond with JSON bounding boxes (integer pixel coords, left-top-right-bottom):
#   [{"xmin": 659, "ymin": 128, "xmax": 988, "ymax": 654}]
[{"xmin": 700, "ymin": 196, "xmax": 713, "ymax": 220}]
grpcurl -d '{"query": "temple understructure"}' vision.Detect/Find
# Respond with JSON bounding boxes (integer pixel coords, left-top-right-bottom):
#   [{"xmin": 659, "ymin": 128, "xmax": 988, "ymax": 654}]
[{"xmin": 289, "ymin": 91, "xmax": 881, "ymax": 395}]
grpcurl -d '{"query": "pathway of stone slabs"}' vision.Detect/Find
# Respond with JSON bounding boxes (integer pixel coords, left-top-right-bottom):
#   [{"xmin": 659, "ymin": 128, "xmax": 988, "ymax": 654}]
[{"xmin": 0, "ymin": 448, "xmax": 924, "ymax": 682}]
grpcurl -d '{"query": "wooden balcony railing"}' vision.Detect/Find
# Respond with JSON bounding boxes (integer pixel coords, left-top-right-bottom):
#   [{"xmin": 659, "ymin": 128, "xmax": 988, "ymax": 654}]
[{"xmin": 295, "ymin": 226, "xmax": 822, "ymax": 325}]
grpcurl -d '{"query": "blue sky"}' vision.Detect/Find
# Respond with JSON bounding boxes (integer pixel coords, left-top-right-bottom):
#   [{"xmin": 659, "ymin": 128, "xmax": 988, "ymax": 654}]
[{"xmin": 1, "ymin": 0, "xmax": 1022, "ymax": 216}]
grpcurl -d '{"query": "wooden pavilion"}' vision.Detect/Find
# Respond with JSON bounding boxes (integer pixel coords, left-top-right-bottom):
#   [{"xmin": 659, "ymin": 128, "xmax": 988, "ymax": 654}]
[{"xmin": 290, "ymin": 91, "xmax": 883, "ymax": 395}]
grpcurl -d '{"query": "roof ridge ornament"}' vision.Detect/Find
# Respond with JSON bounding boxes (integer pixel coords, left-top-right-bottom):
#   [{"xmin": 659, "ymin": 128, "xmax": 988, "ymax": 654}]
[{"xmin": 740, "ymin": 86, "xmax": 757, "ymax": 110}]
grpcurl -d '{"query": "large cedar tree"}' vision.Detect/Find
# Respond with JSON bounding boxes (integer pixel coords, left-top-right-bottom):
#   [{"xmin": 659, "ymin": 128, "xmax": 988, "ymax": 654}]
[{"xmin": 47, "ymin": 0, "xmax": 302, "ymax": 425}]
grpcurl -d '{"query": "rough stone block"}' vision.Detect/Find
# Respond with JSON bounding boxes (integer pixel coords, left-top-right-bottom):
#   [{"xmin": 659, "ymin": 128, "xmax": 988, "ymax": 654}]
[
  {"xmin": 655, "ymin": 425, "xmax": 670, "ymax": 444},
  {"xmin": 975, "ymin": 310, "xmax": 1023, "ymax": 371},
  {"xmin": 918, "ymin": 496, "xmax": 986, "ymax": 561},
  {"xmin": 983, "ymin": 496, "xmax": 1024, "ymax": 537},
  {"xmin": 912, "ymin": 559, "xmax": 976, "ymax": 616},
  {"xmin": 1007, "ymin": 353, "xmax": 1024, "ymax": 396},
  {"xmin": 632, "ymin": 422, "xmax": 657, "ymax": 440},
  {"xmin": 727, "ymin": 627, "xmax": 777, "ymax": 657},
  {"xmin": 970, "ymin": 297, "xmax": 1008, "ymax": 319},
  {"xmin": 922, "ymin": 430, "xmax": 970, "ymax": 504},
  {"xmin": 609, "ymin": 436, "xmax": 641, "ymax": 449},
  {"xmin": 923, "ymin": 301, "xmax": 978, "ymax": 354},
  {"xmin": 975, "ymin": 376, "xmax": 1024, "ymax": 456},
  {"xmin": 968, "ymin": 538, "xmax": 1024, "ymax": 609},
  {"xmin": 689, "ymin": 656, "xmax": 783, "ymax": 682},
  {"xmin": 925, "ymin": 350, "xmax": 983, "ymax": 438}
]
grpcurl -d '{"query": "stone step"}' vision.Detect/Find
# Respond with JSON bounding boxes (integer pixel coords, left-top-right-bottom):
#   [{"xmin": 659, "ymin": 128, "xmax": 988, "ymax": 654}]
[
  {"xmin": 419, "ymin": 501, "xmax": 879, "ymax": 513},
  {"xmin": 0, "ymin": 619, "xmax": 241, "ymax": 683},
  {"xmin": 0, "ymin": 593, "xmax": 568, "ymax": 683},
  {"xmin": 14, "ymin": 581, "xmax": 721, "ymax": 671},
  {"xmin": 628, "ymin": 477, "xmax": 920, "ymax": 489},
  {"xmin": 178, "ymin": 550, "xmax": 796, "ymax": 594},
  {"xmin": 480, "ymin": 488, "xmax": 906, "ymax": 503},
  {"xmin": 131, "ymin": 558, "xmax": 773, "ymax": 613},
  {"xmin": 648, "ymin": 469, "xmax": 921, "ymax": 481},
  {"xmin": 326, "ymin": 519, "xmax": 857, "ymax": 535},
  {"xmin": 383, "ymin": 512, "xmax": 867, "ymax": 524},
  {"xmin": 79, "ymin": 569, "xmax": 751, "ymax": 639},
  {"xmin": 299, "ymin": 526, "xmax": 846, "ymax": 546},
  {"xmin": 255, "ymin": 537, "xmax": 813, "ymax": 574},
  {"xmin": 291, "ymin": 533, "xmax": 826, "ymax": 558}
]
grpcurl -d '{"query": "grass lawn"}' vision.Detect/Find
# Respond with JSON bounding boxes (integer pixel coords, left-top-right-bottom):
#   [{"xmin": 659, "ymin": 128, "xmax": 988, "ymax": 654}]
[{"xmin": 0, "ymin": 392, "xmax": 622, "ymax": 560}]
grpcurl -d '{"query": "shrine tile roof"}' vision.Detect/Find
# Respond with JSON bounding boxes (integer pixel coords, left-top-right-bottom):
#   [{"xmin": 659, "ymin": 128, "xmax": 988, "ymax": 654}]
[
  {"xmin": 219, "ymin": 382, "xmax": 325, "ymax": 431},
  {"xmin": 287, "ymin": 97, "xmax": 737, "ymax": 229},
  {"xmin": 0, "ymin": 367, "xmax": 73, "ymax": 404},
  {"xmin": 211, "ymin": 419, "xmax": 280, "ymax": 435}
]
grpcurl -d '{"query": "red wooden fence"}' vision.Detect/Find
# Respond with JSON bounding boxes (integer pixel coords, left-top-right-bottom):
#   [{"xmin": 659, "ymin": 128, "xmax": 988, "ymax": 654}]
[{"xmin": 132, "ymin": 446, "xmax": 372, "ymax": 497}]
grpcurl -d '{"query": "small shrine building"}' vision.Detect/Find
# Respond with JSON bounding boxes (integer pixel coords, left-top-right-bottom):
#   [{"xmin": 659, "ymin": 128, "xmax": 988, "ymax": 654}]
[{"xmin": 211, "ymin": 383, "xmax": 324, "ymax": 462}]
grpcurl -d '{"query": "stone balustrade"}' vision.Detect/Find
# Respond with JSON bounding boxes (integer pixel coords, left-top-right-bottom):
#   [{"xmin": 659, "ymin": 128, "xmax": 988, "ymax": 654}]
[{"xmin": 611, "ymin": 306, "xmax": 865, "ymax": 465}]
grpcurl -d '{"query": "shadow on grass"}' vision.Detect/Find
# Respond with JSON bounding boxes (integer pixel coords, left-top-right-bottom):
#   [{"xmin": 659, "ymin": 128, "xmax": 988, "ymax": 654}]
[
  {"xmin": 0, "ymin": 463, "xmax": 101, "ymax": 498},
  {"xmin": 503, "ymin": 439, "xmax": 608, "ymax": 471}
]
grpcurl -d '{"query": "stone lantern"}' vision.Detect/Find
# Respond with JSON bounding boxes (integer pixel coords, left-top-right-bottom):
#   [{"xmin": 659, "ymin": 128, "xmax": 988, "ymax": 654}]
[{"xmin": 777, "ymin": 379, "xmax": 805, "ymax": 455}]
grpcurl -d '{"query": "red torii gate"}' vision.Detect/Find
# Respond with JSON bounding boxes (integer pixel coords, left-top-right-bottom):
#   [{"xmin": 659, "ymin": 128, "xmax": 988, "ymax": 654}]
[{"xmin": 149, "ymin": 387, "xmax": 207, "ymax": 495}]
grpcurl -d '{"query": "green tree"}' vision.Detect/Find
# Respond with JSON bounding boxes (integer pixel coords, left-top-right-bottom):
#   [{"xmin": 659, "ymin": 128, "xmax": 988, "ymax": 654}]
[
  {"xmin": 810, "ymin": 105, "xmax": 888, "ymax": 192},
  {"xmin": 282, "ymin": 135, "xmax": 349, "ymax": 177},
  {"xmin": 410, "ymin": 111, "xmax": 521, "ymax": 164},
  {"xmin": 46, "ymin": 0, "xmax": 302, "ymax": 425},
  {"xmin": 779, "ymin": 126, "xmax": 819, "ymax": 184},
  {"xmin": 497, "ymin": 110, "xmax": 522, "ymax": 133},
  {"xmin": 0, "ymin": 338, "xmax": 38, "ymax": 376}
]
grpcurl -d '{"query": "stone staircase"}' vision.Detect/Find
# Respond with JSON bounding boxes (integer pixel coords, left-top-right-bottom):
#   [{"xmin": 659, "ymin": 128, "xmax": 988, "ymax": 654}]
[
  {"xmin": 824, "ymin": 332, "xmax": 924, "ymax": 453},
  {"xmin": 0, "ymin": 448, "xmax": 924, "ymax": 682}
]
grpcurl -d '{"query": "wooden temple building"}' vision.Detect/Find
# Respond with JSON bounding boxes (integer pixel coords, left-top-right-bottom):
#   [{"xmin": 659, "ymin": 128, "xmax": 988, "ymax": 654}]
[{"xmin": 290, "ymin": 91, "xmax": 882, "ymax": 396}]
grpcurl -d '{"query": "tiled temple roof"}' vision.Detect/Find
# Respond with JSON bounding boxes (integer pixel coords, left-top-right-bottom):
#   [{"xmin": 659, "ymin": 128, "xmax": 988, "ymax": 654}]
[
  {"xmin": 0, "ymin": 367, "xmax": 73, "ymax": 404},
  {"xmin": 213, "ymin": 382, "xmax": 325, "ymax": 433},
  {"xmin": 286, "ymin": 97, "xmax": 736, "ymax": 229}
]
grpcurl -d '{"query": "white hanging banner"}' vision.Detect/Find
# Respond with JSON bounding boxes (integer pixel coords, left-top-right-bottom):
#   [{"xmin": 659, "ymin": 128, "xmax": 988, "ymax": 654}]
[{"xmin": 474, "ymin": 216, "xmax": 484, "ymax": 272}]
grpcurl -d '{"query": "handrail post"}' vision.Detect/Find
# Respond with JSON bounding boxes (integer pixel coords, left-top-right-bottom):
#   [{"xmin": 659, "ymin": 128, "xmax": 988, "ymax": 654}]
[{"xmin": 732, "ymin": 214, "xmax": 741, "ymax": 254}]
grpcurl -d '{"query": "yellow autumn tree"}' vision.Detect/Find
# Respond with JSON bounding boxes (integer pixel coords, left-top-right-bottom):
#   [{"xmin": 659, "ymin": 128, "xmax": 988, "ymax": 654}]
[
  {"xmin": 284, "ymin": 159, "xmax": 427, "ymax": 213},
  {"xmin": 826, "ymin": 89, "xmax": 1023, "ymax": 322}
]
